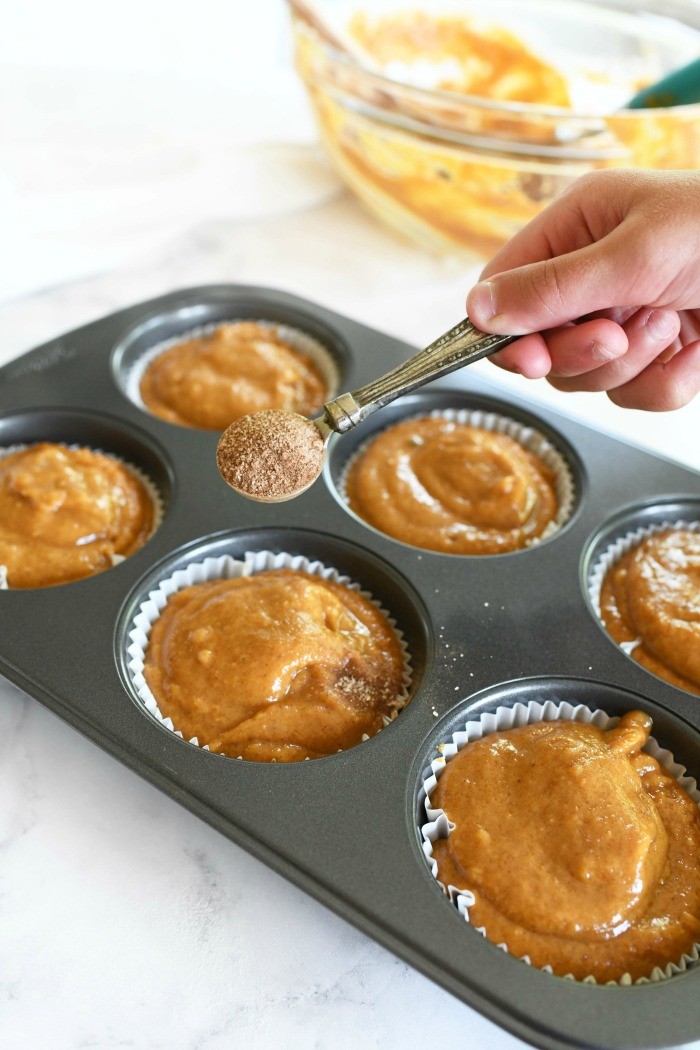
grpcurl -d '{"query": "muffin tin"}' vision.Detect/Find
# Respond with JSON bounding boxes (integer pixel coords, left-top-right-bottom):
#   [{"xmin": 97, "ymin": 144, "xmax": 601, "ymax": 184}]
[{"xmin": 1, "ymin": 285, "xmax": 699, "ymax": 1050}]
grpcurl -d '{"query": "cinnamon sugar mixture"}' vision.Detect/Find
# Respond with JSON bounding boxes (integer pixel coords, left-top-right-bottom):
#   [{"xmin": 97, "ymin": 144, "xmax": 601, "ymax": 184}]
[{"xmin": 217, "ymin": 409, "xmax": 324, "ymax": 501}]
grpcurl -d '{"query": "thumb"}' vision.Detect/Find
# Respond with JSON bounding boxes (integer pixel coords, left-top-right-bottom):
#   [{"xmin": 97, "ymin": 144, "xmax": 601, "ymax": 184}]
[{"xmin": 467, "ymin": 229, "xmax": 644, "ymax": 335}]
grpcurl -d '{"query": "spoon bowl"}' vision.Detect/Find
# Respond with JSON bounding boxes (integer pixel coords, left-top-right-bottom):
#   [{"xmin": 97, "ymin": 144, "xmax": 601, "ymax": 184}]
[{"xmin": 217, "ymin": 410, "xmax": 330, "ymax": 503}]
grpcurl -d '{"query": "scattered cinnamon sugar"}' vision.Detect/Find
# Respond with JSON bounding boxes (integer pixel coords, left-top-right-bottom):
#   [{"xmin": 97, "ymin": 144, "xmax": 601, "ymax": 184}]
[
  {"xmin": 217, "ymin": 409, "xmax": 325, "ymax": 501},
  {"xmin": 335, "ymin": 671, "xmax": 404, "ymax": 714},
  {"xmin": 335, "ymin": 674, "xmax": 376, "ymax": 710}
]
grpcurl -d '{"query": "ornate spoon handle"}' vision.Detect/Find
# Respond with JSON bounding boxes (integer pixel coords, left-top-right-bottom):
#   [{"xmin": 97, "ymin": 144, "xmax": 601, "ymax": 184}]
[{"xmin": 322, "ymin": 318, "xmax": 516, "ymax": 434}]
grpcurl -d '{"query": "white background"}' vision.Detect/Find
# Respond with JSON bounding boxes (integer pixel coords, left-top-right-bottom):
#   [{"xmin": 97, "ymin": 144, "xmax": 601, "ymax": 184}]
[{"xmin": 1, "ymin": 2, "xmax": 699, "ymax": 1049}]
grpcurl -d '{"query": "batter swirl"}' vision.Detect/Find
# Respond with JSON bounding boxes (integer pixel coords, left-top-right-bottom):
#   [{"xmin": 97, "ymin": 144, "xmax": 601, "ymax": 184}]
[{"xmin": 345, "ymin": 417, "xmax": 558, "ymax": 554}]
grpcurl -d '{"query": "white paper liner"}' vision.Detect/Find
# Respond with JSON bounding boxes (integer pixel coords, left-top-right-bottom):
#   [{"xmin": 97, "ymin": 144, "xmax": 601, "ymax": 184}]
[
  {"xmin": 123, "ymin": 319, "xmax": 340, "ymax": 415},
  {"xmin": 337, "ymin": 407, "xmax": 575, "ymax": 549},
  {"xmin": 125, "ymin": 550, "xmax": 412, "ymax": 757},
  {"xmin": 0, "ymin": 442, "xmax": 164, "ymax": 590},
  {"xmin": 420, "ymin": 696, "xmax": 700, "ymax": 985}
]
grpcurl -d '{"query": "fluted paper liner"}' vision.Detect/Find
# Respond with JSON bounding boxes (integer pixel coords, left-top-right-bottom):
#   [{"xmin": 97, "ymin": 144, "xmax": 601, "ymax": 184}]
[
  {"xmin": 125, "ymin": 550, "xmax": 412, "ymax": 755},
  {"xmin": 338, "ymin": 407, "xmax": 575, "ymax": 548},
  {"xmin": 0, "ymin": 442, "xmax": 164, "ymax": 590},
  {"xmin": 420, "ymin": 697, "xmax": 700, "ymax": 985},
  {"xmin": 124, "ymin": 319, "xmax": 340, "ymax": 415}
]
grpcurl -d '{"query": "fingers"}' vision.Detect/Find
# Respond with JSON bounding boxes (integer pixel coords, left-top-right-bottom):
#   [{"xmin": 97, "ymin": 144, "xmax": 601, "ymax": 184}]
[
  {"xmin": 468, "ymin": 226, "xmax": 649, "ymax": 335},
  {"xmin": 546, "ymin": 309, "xmax": 680, "ymax": 393},
  {"xmin": 608, "ymin": 339, "xmax": 700, "ymax": 411},
  {"xmin": 487, "ymin": 303, "xmax": 698, "ymax": 411},
  {"xmin": 544, "ymin": 319, "xmax": 629, "ymax": 376},
  {"xmin": 490, "ymin": 318, "xmax": 628, "ymax": 380},
  {"xmin": 489, "ymin": 335, "xmax": 551, "ymax": 379}
]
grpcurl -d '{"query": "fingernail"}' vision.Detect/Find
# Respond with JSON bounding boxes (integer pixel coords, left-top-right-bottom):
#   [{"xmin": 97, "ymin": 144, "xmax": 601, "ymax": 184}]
[
  {"xmin": 590, "ymin": 340, "xmax": 625, "ymax": 364},
  {"xmin": 468, "ymin": 281, "xmax": 497, "ymax": 325},
  {"xmin": 644, "ymin": 309, "xmax": 677, "ymax": 341}
]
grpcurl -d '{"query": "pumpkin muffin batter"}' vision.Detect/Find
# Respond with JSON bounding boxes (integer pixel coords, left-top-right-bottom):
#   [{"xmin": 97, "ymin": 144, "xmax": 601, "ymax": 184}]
[
  {"xmin": 600, "ymin": 529, "xmax": 700, "ymax": 696},
  {"xmin": 0, "ymin": 443, "xmax": 154, "ymax": 588},
  {"xmin": 430, "ymin": 712, "xmax": 700, "ymax": 982},
  {"xmin": 143, "ymin": 568, "xmax": 406, "ymax": 762},
  {"xmin": 348, "ymin": 12, "xmax": 571, "ymax": 105},
  {"xmin": 139, "ymin": 321, "xmax": 328, "ymax": 430},
  {"xmin": 344, "ymin": 417, "xmax": 559, "ymax": 554}
]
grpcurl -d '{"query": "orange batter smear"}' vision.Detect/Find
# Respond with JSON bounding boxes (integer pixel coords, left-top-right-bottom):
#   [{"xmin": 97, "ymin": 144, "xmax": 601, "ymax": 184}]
[
  {"xmin": 143, "ymin": 569, "xmax": 406, "ymax": 762},
  {"xmin": 0, "ymin": 443, "xmax": 154, "ymax": 588},
  {"xmin": 431, "ymin": 712, "xmax": 700, "ymax": 982},
  {"xmin": 345, "ymin": 417, "xmax": 558, "ymax": 554},
  {"xmin": 600, "ymin": 530, "xmax": 700, "ymax": 696},
  {"xmin": 140, "ymin": 322, "xmax": 328, "ymax": 430},
  {"xmin": 348, "ymin": 12, "xmax": 570, "ymax": 105}
]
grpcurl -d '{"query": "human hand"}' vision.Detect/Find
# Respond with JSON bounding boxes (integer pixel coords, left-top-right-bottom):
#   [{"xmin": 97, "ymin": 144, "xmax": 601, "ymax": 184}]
[{"xmin": 466, "ymin": 170, "xmax": 700, "ymax": 410}]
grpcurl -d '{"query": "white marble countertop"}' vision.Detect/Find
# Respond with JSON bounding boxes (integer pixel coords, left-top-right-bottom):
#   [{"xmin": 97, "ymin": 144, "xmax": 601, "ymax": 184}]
[{"xmin": 1, "ymin": 10, "xmax": 700, "ymax": 1046}]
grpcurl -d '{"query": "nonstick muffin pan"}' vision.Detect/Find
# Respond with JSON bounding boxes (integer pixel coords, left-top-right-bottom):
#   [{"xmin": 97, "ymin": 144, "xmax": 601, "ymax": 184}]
[{"xmin": 1, "ymin": 285, "xmax": 699, "ymax": 1050}]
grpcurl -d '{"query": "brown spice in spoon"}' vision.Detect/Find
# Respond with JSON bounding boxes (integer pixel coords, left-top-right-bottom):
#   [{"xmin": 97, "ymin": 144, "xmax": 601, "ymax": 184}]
[{"xmin": 217, "ymin": 410, "xmax": 325, "ymax": 501}]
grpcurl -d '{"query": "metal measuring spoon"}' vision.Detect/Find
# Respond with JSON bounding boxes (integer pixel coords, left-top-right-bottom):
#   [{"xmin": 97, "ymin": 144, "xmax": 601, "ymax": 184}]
[{"xmin": 217, "ymin": 316, "xmax": 516, "ymax": 503}]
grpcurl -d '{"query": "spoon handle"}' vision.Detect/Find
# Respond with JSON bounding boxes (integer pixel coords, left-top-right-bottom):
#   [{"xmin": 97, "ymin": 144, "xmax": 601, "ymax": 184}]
[{"xmin": 323, "ymin": 317, "xmax": 516, "ymax": 433}]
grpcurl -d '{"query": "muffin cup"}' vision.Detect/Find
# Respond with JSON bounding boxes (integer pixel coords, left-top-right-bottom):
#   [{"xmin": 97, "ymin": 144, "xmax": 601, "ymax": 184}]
[
  {"xmin": 588, "ymin": 517, "xmax": 700, "ymax": 630},
  {"xmin": 420, "ymin": 694, "xmax": 700, "ymax": 985},
  {"xmin": 338, "ymin": 407, "xmax": 575, "ymax": 548},
  {"xmin": 125, "ymin": 549, "xmax": 412, "ymax": 755},
  {"xmin": 124, "ymin": 319, "xmax": 341, "ymax": 414},
  {"xmin": 0, "ymin": 443, "xmax": 164, "ymax": 590}
]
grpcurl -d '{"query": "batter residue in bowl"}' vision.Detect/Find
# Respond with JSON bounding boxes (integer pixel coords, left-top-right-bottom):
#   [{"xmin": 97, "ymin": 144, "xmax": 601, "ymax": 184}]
[{"xmin": 349, "ymin": 12, "xmax": 571, "ymax": 104}]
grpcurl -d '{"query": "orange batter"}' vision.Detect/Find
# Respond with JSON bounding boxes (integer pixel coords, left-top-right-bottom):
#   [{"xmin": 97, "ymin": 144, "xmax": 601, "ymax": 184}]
[
  {"xmin": 600, "ymin": 530, "xmax": 700, "ymax": 696},
  {"xmin": 349, "ymin": 12, "xmax": 570, "ymax": 105},
  {"xmin": 139, "ymin": 321, "xmax": 328, "ymax": 430},
  {"xmin": 0, "ymin": 443, "xmax": 154, "ymax": 588},
  {"xmin": 143, "ymin": 569, "xmax": 406, "ymax": 762},
  {"xmin": 431, "ymin": 712, "xmax": 700, "ymax": 982},
  {"xmin": 345, "ymin": 417, "xmax": 558, "ymax": 554}
]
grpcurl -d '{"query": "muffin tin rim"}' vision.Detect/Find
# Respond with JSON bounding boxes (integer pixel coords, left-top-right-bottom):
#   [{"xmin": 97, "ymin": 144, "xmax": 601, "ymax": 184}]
[{"xmin": 0, "ymin": 402, "xmax": 176, "ymax": 465}]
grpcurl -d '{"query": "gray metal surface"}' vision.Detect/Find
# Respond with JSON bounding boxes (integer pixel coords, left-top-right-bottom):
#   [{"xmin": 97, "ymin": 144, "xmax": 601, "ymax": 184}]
[{"xmin": 1, "ymin": 285, "xmax": 699, "ymax": 1050}]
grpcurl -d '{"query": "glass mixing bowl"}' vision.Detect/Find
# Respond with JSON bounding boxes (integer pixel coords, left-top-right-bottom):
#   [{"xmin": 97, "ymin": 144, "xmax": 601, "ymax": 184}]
[{"xmin": 291, "ymin": 0, "xmax": 700, "ymax": 257}]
